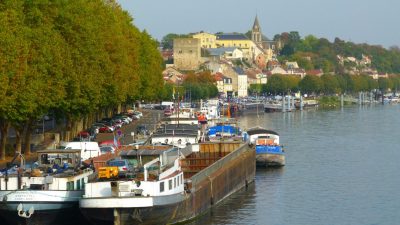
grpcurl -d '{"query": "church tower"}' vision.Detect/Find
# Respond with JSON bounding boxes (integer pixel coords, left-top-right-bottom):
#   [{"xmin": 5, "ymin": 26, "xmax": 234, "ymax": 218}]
[{"xmin": 251, "ymin": 15, "xmax": 262, "ymax": 46}]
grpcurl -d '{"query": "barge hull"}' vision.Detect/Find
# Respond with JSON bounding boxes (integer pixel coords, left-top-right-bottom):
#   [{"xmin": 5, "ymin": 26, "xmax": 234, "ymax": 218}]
[
  {"xmin": 0, "ymin": 202, "xmax": 86, "ymax": 225},
  {"xmin": 256, "ymin": 154, "xmax": 285, "ymax": 167}
]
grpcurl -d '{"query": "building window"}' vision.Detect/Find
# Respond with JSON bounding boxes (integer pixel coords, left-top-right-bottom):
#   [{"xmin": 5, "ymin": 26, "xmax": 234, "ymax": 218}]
[
  {"xmin": 178, "ymin": 50, "xmax": 182, "ymax": 54},
  {"xmin": 189, "ymin": 50, "xmax": 193, "ymax": 53},
  {"xmin": 169, "ymin": 180, "xmax": 172, "ymax": 190},
  {"xmin": 76, "ymin": 179, "xmax": 81, "ymax": 190},
  {"xmin": 160, "ymin": 182, "xmax": 165, "ymax": 192}
]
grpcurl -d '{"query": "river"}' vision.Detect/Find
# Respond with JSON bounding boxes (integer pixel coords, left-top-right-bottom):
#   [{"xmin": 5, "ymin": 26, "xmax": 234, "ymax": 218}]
[
  {"xmin": 190, "ymin": 104, "xmax": 400, "ymax": 225},
  {"xmin": 2, "ymin": 105, "xmax": 400, "ymax": 225}
]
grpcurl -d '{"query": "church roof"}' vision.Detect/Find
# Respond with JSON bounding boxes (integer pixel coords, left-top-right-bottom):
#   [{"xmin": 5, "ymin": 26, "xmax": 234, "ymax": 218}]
[{"xmin": 216, "ymin": 33, "xmax": 249, "ymax": 40}]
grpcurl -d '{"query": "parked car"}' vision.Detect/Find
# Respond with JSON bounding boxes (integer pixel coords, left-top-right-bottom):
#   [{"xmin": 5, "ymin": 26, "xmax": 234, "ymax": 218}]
[
  {"xmin": 92, "ymin": 122, "xmax": 113, "ymax": 133},
  {"xmin": 154, "ymin": 105, "xmax": 166, "ymax": 110},
  {"xmin": 100, "ymin": 146, "xmax": 116, "ymax": 154},
  {"xmin": 106, "ymin": 159, "xmax": 133, "ymax": 177},
  {"xmin": 99, "ymin": 139, "xmax": 120, "ymax": 147},
  {"xmin": 133, "ymin": 111, "xmax": 143, "ymax": 118},
  {"xmin": 136, "ymin": 125, "xmax": 149, "ymax": 135},
  {"xmin": 164, "ymin": 108, "xmax": 172, "ymax": 116}
]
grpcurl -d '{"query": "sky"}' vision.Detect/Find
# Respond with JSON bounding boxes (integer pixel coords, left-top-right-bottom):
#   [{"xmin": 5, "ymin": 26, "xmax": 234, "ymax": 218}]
[{"xmin": 118, "ymin": 0, "xmax": 399, "ymax": 48}]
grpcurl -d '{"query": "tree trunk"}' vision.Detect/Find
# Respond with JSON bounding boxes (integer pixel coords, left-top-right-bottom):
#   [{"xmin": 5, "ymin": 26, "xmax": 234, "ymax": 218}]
[
  {"xmin": 65, "ymin": 115, "xmax": 72, "ymax": 141},
  {"xmin": 23, "ymin": 119, "xmax": 34, "ymax": 156},
  {"xmin": 15, "ymin": 127, "xmax": 23, "ymax": 153},
  {"xmin": 0, "ymin": 121, "xmax": 10, "ymax": 160}
]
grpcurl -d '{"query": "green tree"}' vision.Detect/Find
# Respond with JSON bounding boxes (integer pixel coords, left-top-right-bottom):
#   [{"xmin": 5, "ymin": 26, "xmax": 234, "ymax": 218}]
[{"xmin": 299, "ymin": 75, "xmax": 323, "ymax": 94}]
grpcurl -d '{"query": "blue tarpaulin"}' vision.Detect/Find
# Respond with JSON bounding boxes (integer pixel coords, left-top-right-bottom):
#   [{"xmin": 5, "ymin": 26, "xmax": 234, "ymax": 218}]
[
  {"xmin": 208, "ymin": 125, "xmax": 239, "ymax": 136},
  {"xmin": 256, "ymin": 145, "xmax": 283, "ymax": 154}
]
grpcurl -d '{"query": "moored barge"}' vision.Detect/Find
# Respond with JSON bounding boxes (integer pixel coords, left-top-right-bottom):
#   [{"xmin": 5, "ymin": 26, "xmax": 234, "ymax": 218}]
[{"xmin": 79, "ymin": 141, "xmax": 255, "ymax": 225}]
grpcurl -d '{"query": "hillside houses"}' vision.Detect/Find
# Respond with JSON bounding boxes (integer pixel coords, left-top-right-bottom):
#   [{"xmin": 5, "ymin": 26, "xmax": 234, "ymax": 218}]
[{"xmin": 161, "ymin": 16, "xmax": 313, "ymax": 97}]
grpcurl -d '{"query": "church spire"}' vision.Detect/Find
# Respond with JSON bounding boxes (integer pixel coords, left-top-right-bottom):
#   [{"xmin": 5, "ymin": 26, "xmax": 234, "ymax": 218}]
[
  {"xmin": 253, "ymin": 15, "xmax": 260, "ymax": 30},
  {"xmin": 251, "ymin": 15, "xmax": 262, "ymax": 45}
]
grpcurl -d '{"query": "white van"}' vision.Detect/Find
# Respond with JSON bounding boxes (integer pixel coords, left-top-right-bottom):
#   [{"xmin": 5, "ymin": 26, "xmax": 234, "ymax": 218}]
[
  {"xmin": 64, "ymin": 142, "xmax": 101, "ymax": 160},
  {"xmin": 161, "ymin": 101, "xmax": 174, "ymax": 110}
]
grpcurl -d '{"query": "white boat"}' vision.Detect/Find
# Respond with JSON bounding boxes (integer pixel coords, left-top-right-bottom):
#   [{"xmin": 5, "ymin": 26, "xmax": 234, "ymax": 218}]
[
  {"xmin": 295, "ymin": 99, "xmax": 319, "ymax": 109},
  {"xmin": 0, "ymin": 149, "xmax": 94, "ymax": 225},
  {"xmin": 245, "ymin": 127, "xmax": 285, "ymax": 167},
  {"xmin": 79, "ymin": 141, "xmax": 255, "ymax": 225},
  {"xmin": 150, "ymin": 124, "xmax": 200, "ymax": 148}
]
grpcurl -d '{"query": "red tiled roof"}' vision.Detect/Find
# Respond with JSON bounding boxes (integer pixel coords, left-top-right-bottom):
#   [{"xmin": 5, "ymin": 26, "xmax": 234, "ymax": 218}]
[
  {"xmin": 306, "ymin": 69, "xmax": 323, "ymax": 76},
  {"xmin": 214, "ymin": 72, "xmax": 224, "ymax": 81}
]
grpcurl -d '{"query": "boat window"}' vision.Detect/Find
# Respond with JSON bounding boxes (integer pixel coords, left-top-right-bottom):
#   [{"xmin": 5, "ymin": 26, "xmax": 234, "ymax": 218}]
[
  {"xmin": 169, "ymin": 179, "xmax": 172, "ymax": 190},
  {"xmin": 81, "ymin": 178, "xmax": 85, "ymax": 190},
  {"xmin": 174, "ymin": 178, "xmax": 176, "ymax": 188},
  {"xmin": 181, "ymin": 174, "xmax": 183, "ymax": 184},
  {"xmin": 177, "ymin": 176, "xmax": 180, "ymax": 186},
  {"xmin": 77, "ymin": 179, "xmax": 81, "ymax": 190},
  {"xmin": 160, "ymin": 182, "xmax": 165, "ymax": 192},
  {"xmin": 67, "ymin": 181, "xmax": 75, "ymax": 191}
]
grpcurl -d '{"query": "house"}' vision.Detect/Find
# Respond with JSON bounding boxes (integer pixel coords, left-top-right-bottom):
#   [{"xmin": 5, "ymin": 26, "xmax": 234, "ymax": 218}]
[
  {"xmin": 215, "ymin": 33, "xmax": 253, "ymax": 61},
  {"xmin": 285, "ymin": 61, "xmax": 299, "ymax": 69},
  {"xmin": 160, "ymin": 49, "xmax": 173, "ymax": 61},
  {"xmin": 192, "ymin": 32, "xmax": 217, "ymax": 49},
  {"xmin": 234, "ymin": 67, "xmax": 248, "ymax": 97},
  {"xmin": 246, "ymin": 69, "xmax": 266, "ymax": 85},
  {"xmin": 269, "ymin": 66, "xmax": 288, "ymax": 75},
  {"xmin": 207, "ymin": 47, "xmax": 243, "ymax": 60},
  {"xmin": 287, "ymin": 68, "xmax": 306, "ymax": 78},
  {"xmin": 306, "ymin": 69, "xmax": 324, "ymax": 77},
  {"xmin": 162, "ymin": 67, "xmax": 183, "ymax": 85},
  {"xmin": 214, "ymin": 72, "xmax": 233, "ymax": 96}
]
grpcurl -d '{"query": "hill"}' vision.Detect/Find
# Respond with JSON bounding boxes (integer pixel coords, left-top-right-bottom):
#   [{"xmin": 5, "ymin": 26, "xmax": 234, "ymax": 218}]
[{"xmin": 275, "ymin": 32, "xmax": 400, "ymax": 74}]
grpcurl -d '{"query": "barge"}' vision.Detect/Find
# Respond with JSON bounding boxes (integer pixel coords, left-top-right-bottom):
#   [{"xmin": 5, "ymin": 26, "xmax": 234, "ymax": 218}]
[
  {"xmin": 246, "ymin": 127, "xmax": 285, "ymax": 167},
  {"xmin": 79, "ymin": 141, "xmax": 255, "ymax": 225}
]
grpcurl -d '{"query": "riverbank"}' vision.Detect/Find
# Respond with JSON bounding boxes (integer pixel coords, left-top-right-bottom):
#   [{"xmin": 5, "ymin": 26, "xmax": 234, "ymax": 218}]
[{"xmin": 0, "ymin": 109, "xmax": 163, "ymax": 169}]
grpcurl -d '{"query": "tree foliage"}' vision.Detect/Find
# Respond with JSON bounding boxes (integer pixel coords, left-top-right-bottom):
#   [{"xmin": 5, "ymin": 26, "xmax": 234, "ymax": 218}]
[
  {"xmin": 276, "ymin": 32, "xmax": 400, "ymax": 74},
  {"xmin": 0, "ymin": 0, "xmax": 164, "ymax": 158}
]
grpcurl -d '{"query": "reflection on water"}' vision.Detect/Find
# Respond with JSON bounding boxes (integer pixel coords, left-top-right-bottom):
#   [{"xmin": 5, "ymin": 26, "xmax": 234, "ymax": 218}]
[
  {"xmin": 188, "ymin": 182, "xmax": 257, "ymax": 225},
  {"xmin": 197, "ymin": 105, "xmax": 400, "ymax": 225}
]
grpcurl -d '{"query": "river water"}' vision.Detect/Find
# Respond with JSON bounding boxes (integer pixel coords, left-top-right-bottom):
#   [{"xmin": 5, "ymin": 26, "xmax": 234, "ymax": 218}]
[
  {"xmin": 3, "ymin": 105, "xmax": 400, "ymax": 225},
  {"xmin": 191, "ymin": 104, "xmax": 400, "ymax": 225}
]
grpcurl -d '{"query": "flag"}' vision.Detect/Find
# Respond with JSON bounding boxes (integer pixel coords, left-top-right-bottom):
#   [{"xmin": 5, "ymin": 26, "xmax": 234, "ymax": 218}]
[{"xmin": 113, "ymin": 134, "xmax": 119, "ymax": 148}]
